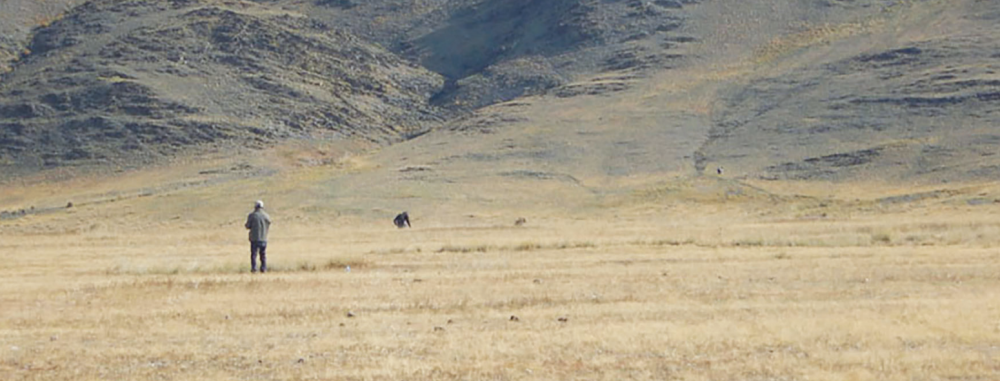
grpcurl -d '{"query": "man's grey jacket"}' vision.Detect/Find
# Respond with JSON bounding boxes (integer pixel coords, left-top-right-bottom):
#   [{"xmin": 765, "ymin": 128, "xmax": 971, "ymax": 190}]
[{"xmin": 245, "ymin": 209, "xmax": 271, "ymax": 242}]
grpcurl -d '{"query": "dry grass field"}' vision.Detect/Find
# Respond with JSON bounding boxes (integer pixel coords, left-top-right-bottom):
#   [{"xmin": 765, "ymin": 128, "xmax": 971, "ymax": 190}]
[
  {"xmin": 2, "ymin": 0, "xmax": 999, "ymax": 379},
  {"xmin": 3, "ymin": 160, "xmax": 1000, "ymax": 381}
]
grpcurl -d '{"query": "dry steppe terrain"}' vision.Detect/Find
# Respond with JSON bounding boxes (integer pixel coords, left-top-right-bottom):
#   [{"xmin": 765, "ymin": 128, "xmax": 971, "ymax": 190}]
[
  {"xmin": 2, "ymin": 0, "xmax": 1000, "ymax": 380},
  {"xmin": 2, "ymin": 149, "xmax": 1000, "ymax": 380}
]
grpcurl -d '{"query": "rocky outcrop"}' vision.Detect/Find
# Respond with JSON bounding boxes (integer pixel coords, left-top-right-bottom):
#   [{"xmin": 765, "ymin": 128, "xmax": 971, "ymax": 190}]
[{"xmin": 0, "ymin": 0, "xmax": 445, "ymax": 170}]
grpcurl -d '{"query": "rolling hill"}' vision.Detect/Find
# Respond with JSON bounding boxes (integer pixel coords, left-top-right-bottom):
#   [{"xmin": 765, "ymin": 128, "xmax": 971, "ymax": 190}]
[
  {"xmin": 0, "ymin": 0, "xmax": 997, "ymax": 219},
  {"xmin": 0, "ymin": 0, "xmax": 703, "ymax": 174},
  {"xmin": 699, "ymin": 0, "xmax": 1000, "ymax": 183}
]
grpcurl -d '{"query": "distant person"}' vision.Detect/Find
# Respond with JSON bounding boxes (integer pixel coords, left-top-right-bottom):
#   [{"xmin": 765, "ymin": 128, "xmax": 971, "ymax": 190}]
[
  {"xmin": 394, "ymin": 212, "xmax": 411, "ymax": 228},
  {"xmin": 245, "ymin": 200, "xmax": 272, "ymax": 273}
]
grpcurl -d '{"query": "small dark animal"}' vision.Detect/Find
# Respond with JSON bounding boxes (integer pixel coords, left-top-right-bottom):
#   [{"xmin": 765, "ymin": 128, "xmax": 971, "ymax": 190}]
[
  {"xmin": 514, "ymin": 217, "xmax": 527, "ymax": 226},
  {"xmin": 393, "ymin": 212, "xmax": 411, "ymax": 228},
  {"xmin": 716, "ymin": 167, "xmax": 723, "ymax": 175}
]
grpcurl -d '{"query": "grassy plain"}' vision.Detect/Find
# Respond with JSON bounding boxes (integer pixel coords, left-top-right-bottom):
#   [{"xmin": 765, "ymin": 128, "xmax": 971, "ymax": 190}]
[
  {"xmin": 2, "ymin": 0, "xmax": 998, "ymax": 379},
  {"xmin": 2, "ymin": 161, "xmax": 1000, "ymax": 380}
]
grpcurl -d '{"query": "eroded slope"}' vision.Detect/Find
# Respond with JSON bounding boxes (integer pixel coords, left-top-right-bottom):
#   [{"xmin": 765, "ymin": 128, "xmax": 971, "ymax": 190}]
[
  {"xmin": 0, "ymin": 0, "xmax": 706, "ymax": 174},
  {"xmin": 0, "ymin": 0, "xmax": 444, "ymax": 171},
  {"xmin": 0, "ymin": 0, "xmax": 82, "ymax": 73},
  {"xmin": 699, "ymin": 0, "xmax": 1000, "ymax": 183}
]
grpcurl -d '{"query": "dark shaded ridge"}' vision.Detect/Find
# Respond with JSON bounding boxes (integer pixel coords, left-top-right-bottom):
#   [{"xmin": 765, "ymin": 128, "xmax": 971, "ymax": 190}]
[
  {"xmin": 409, "ymin": 0, "xmax": 699, "ymax": 109},
  {"xmin": 0, "ymin": 0, "xmax": 447, "ymax": 171},
  {"xmin": 413, "ymin": 0, "xmax": 598, "ymax": 80}
]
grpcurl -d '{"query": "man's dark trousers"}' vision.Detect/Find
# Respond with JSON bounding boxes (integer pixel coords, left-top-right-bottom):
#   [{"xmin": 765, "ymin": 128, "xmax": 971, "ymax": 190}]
[{"xmin": 251, "ymin": 241, "xmax": 267, "ymax": 273}]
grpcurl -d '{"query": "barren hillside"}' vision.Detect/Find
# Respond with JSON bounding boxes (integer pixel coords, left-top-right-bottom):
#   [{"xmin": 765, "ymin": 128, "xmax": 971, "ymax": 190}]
[
  {"xmin": 0, "ymin": 0, "xmax": 81, "ymax": 73},
  {"xmin": 0, "ymin": 0, "xmax": 997, "ymax": 193},
  {"xmin": 0, "ymin": 0, "xmax": 447, "ymax": 173},
  {"xmin": 0, "ymin": 0, "xmax": 703, "ymax": 174},
  {"xmin": 698, "ymin": 0, "xmax": 1000, "ymax": 183}
]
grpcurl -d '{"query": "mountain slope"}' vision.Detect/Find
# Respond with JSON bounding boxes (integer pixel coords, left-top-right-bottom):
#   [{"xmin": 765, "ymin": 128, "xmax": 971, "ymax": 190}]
[
  {"xmin": 1, "ymin": 0, "xmax": 998, "ymax": 190},
  {"xmin": 306, "ymin": 0, "xmax": 701, "ymax": 110},
  {"xmin": 0, "ymin": 0, "xmax": 81, "ymax": 73},
  {"xmin": 0, "ymin": 0, "xmax": 705, "ymax": 174},
  {"xmin": 0, "ymin": 0, "xmax": 444, "ymax": 171},
  {"xmin": 698, "ymin": 0, "xmax": 1000, "ymax": 183}
]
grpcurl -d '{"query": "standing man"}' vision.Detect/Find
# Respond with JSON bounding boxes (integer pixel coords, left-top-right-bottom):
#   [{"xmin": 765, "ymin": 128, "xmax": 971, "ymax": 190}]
[{"xmin": 245, "ymin": 200, "xmax": 271, "ymax": 273}]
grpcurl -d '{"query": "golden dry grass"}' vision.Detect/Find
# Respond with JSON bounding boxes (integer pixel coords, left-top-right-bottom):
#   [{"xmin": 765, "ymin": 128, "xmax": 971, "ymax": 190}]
[
  {"xmin": 2, "ymin": 2, "xmax": 997, "ymax": 376},
  {"xmin": 3, "ymin": 185, "xmax": 1000, "ymax": 380}
]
